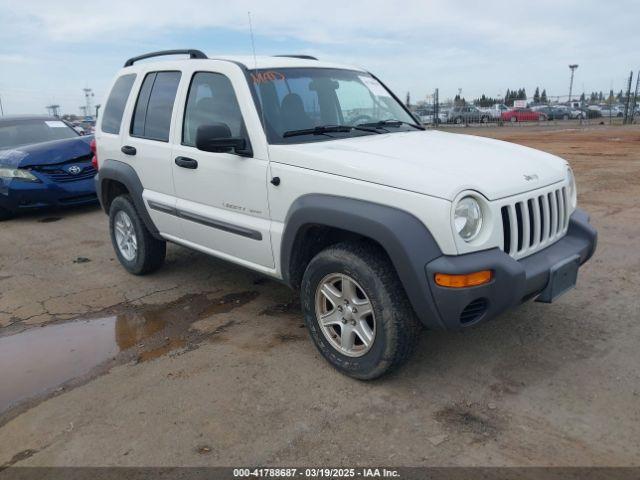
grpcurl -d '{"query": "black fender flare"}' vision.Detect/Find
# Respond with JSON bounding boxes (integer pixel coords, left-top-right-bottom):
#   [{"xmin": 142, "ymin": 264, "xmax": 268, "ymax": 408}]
[
  {"xmin": 281, "ymin": 194, "xmax": 446, "ymax": 329},
  {"xmin": 94, "ymin": 159, "xmax": 161, "ymax": 239}
]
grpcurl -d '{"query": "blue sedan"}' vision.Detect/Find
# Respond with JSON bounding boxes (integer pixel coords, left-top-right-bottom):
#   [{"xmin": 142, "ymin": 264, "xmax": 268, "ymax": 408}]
[{"xmin": 0, "ymin": 116, "xmax": 97, "ymax": 219}]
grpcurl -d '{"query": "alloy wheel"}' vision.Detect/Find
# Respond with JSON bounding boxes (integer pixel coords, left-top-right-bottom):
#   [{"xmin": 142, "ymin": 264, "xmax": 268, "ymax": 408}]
[
  {"xmin": 315, "ymin": 273, "xmax": 376, "ymax": 357},
  {"xmin": 114, "ymin": 210, "xmax": 138, "ymax": 261}
]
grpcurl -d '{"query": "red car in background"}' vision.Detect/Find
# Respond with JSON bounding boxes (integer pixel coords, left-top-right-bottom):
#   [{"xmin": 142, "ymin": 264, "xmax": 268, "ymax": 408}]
[{"xmin": 501, "ymin": 108, "xmax": 547, "ymax": 122}]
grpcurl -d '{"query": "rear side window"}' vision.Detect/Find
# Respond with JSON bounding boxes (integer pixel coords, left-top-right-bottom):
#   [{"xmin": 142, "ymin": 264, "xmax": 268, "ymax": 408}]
[
  {"xmin": 130, "ymin": 71, "xmax": 181, "ymax": 142},
  {"xmin": 101, "ymin": 74, "xmax": 136, "ymax": 134}
]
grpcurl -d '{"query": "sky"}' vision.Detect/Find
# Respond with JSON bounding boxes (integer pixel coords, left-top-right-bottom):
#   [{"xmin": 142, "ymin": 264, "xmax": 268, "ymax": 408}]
[{"xmin": 0, "ymin": 0, "xmax": 638, "ymax": 116}]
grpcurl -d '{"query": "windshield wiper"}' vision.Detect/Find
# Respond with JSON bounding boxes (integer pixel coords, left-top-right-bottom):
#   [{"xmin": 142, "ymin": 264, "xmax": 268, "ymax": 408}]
[
  {"xmin": 282, "ymin": 124, "xmax": 381, "ymax": 138},
  {"xmin": 357, "ymin": 119, "xmax": 425, "ymax": 130}
]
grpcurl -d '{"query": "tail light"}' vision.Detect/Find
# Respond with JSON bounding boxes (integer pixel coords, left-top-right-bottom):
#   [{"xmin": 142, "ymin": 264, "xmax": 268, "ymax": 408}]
[{"xmin": 90, "ymin": 138, "xmax": 98, "ymax": 170}]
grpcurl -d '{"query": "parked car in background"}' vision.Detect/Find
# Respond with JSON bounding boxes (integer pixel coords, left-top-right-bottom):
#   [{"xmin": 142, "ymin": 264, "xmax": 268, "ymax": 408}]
[
  {"xmin": 415, "ymin": 106, "xmax": 447, "ymax": 125},
  {"xmin": 597, "ymin": 105, "xmax": 624, "ymax": 117},
  {"xmin": 446, "ymin": 105, "xmax": 491, "ymax": 124},
  {"xmin": 69, "ymin": 122, "xmax": 86, "ymax": 135},
  {"xmin": 531, "ymin": 105, "xmax": 571, "ymax": 120},
  {"xmin": 578, "ymin": 108, "xmax": 602, "ymax": 119},
  {"xmin": 566, "ymin": 103, "xmax": 601, "ymax": 119},
  {"xmin": 478, "ymin": 103, "xmax": 509, "ymax": 119},
  {"xmin": 0, "ymin": 115, "xmax": 96, "ymax": 220},
  {"xmin": 501, "ymin": 108, "xmax": 546, "ymax": 122}
]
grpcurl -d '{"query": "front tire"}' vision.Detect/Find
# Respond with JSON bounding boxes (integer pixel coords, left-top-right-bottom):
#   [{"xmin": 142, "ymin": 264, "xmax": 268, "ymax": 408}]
[
  {"xmin": 109, "ymin": 195, "xmax": 166, "ymax": 275},
  {"xmin": 301, "ymin": 241, "xmax": 421, "ymax": 380}
]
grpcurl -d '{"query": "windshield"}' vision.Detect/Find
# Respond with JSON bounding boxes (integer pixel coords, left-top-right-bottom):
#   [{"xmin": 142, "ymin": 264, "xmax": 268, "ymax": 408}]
[
  {"xmin": 249, "ymin": 68, "xmax": 418, "ymax": 143},
  {"xmin": 0, "ymin": 118, "xmax": 78, "ymax": 149}
]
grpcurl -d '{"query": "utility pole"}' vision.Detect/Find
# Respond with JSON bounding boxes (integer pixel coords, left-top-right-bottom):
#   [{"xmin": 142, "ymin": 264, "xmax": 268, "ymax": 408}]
[
  {"xmin": 0, "ymin": 94, "xmax": 4, "ymax": 116},
  {"xmin": 568, "ymin": 64, "xmax": 578, "ymax": 104},
  {"xmin": 434, "ymin": 88, "xmax": 439, "ymax": 128},
  {"xmin": 623, "ymin": 71, "xmax": 633, "ymax": 124},
  {"xmin": 630, "ymin": 72, "xmax": 639, "ymax": 125}
]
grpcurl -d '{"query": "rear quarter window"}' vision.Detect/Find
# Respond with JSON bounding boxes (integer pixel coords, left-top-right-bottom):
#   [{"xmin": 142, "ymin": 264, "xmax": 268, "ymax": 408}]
[{"xmin": 101, "ymin": 74, "xmax": 136, "ymax": 134}]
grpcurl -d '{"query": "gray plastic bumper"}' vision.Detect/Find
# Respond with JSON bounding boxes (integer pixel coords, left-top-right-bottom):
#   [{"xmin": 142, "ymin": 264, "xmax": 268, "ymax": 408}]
[{"xmin": 424, "ymin": 208, "xmax": 597, "ymax": 330}]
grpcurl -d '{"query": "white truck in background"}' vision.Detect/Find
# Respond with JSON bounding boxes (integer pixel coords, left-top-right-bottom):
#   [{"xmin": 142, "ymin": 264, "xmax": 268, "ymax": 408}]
[{"xmin": 478, "ymin": 103, "xmax": 509, "ymax": 119}]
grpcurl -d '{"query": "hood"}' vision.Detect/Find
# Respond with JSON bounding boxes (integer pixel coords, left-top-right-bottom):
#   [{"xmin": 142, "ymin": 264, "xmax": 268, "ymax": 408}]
[
  {"xmin": 270, "ymin": 130, "xmax": 567, "ymax": 201},
  {"xmin": 0, "ymin": 136, "xmax": 93, "ymax": 168}
]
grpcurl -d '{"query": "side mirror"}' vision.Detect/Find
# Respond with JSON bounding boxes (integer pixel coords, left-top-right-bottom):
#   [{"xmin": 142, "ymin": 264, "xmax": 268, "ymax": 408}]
[{"xmin": 195, "ymin": 123, "xmax": 250, "ymax": 156}]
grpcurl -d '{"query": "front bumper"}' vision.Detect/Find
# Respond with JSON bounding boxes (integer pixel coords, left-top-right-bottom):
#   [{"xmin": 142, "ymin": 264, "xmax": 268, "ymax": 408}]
[
  {"xmin": 0, "ymin": 176, "xmax": 97, "ymax": 213},
  {"xmin": 425, "ymin": 209, "xmax": 597, "ymax": 330}
]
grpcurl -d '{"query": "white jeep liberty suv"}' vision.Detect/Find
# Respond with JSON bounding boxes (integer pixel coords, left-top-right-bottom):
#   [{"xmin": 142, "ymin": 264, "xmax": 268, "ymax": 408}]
[{"xmin": 94, "ymin": 50, "xmax": 597, "ymax": 379}]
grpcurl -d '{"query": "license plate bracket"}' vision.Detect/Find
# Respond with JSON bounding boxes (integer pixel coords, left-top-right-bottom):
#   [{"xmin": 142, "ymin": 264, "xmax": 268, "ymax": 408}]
[{"xmin": 536, "ymin": 255, "xmax": 580, "ymax": 303}]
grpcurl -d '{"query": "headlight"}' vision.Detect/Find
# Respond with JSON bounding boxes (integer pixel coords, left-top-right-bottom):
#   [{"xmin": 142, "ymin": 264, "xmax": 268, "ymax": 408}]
[
  {"xmin": 0, "ymin": 167, "xmax": 39, "ymax": 182},
  {"xmin": 567, "ymin": 167, "xmax": 577, "ymax": 209},
  {"xmin": 454, "ymin": 196, "xmax": 483, "ymax": 242}
]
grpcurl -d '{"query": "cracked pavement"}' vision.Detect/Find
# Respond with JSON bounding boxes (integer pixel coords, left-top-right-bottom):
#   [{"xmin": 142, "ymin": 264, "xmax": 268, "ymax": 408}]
[{"xmin": 0, "ymin": 125, "xmax": 639, "ymax": 467}]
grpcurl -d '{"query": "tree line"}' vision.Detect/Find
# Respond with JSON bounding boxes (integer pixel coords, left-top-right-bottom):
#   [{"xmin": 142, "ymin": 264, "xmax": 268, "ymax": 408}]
[{"xmin": 444, "ymin": 86, "xmax": 637, "ymax": 109}]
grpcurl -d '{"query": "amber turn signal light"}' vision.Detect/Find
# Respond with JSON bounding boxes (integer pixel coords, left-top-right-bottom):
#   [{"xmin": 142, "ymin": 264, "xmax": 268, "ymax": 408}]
[{"xmin": 434, "ymin": 270, "xmax": 493, "ymax": 288}]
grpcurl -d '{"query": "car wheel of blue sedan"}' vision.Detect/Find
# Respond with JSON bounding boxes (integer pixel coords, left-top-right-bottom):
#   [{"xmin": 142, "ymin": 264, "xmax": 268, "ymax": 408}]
[{"xmin": 108, "ymin": 194, "xmax": 166, "ymax": 275}]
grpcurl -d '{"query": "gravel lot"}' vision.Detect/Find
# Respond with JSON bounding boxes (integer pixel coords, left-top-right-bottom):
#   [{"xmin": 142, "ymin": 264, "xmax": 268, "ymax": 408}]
[{"xmin": 1, "ymin": 125, "xmax": 639, "ymax": 467}]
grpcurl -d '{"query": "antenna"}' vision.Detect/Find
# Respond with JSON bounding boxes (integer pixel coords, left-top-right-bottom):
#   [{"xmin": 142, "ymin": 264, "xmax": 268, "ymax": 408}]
[
  {"xmin": 248, "ymin": 11, "xmax": 258, "ymax": 70},
  {"xmin": 248, "ymin": 11, "xmax": 267, "ymax": 135}
]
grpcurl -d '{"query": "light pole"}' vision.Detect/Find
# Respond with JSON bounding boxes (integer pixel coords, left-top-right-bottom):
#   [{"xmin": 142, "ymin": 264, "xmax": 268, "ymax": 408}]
[
  {"xmin": 568, "ymin": 64, "xmax": 579, "ymax": 104},
  {"xmin": 83, "ymin": 88, "xmax": 94, "ymax": 118}
]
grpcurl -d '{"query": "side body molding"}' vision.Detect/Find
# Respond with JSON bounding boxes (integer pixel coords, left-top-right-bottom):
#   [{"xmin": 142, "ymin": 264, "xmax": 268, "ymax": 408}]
[
  {"xmin": 280, "ymin": 194, "xmax": 446, "ymax": 329},
  {"xmin": 94, "ymin": 159, "xmax": 162, "ymax": 239}
]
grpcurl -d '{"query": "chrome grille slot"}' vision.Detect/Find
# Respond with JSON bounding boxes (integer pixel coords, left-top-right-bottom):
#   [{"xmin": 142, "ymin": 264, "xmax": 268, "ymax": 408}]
[{"xmin": 500, "ymin": 184, "xmax": 570, "ymax": 260}]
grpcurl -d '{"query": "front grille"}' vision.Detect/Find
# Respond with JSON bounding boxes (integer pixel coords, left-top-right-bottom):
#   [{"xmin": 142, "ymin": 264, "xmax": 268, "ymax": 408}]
[
  {"xmin": 32, "ymin": 156, "xmax": 96, "ymax": 183},
  {"xmin": 501, "ymin": 186, "xmax": 569, "ymax": 259},
  {"xmin": 460, "ymin": 298, "xmax": 488, "ymax": 324}
]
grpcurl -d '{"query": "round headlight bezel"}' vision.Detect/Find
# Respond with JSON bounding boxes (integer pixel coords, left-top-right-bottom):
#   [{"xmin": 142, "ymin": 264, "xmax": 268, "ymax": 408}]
[{"xmin": 454, "ymin": 195, "xmax": 483, "ymax": 242}]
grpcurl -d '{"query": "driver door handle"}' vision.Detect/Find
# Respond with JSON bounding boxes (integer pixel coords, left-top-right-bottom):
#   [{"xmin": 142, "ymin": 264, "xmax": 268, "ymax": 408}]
[
  {"xmin": 121, "ymin": 145, "xmax": 136, "ymax": 156},
  {"xmin": 175, "ymin": 156, "xmax": 198, "ymax": 169}
]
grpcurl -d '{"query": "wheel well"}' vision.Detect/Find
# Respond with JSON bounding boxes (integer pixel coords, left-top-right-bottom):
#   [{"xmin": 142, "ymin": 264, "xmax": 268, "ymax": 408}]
[
  {"xmin": 101, "ymin": 179, "xmax": 130, "ymax": 211},
  {"xmin": 287, "ymin": 225, "xmax": 389, "ymax": 289}
]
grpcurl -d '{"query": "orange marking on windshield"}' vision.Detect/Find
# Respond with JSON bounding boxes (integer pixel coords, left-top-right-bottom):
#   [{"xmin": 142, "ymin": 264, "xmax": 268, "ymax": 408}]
[{"xmin": 251, "ymin": 71, "xmax": 286, "ymax": 84}]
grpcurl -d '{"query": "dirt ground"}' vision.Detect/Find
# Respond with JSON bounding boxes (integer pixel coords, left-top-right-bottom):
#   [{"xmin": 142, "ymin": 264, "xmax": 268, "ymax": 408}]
[{"xmin": 0, "ymin": 124, "xmax": 639, "ymax": 467}]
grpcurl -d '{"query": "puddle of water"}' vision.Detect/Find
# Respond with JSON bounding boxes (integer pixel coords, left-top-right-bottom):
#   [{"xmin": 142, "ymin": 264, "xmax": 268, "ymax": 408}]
[
  {"xmin": 0, "ymin": 290, "xmax": 258, "ymax": 414},
  {"xmin": 0, "ymin": 317, "xmax": 120, "ymax": 413}
]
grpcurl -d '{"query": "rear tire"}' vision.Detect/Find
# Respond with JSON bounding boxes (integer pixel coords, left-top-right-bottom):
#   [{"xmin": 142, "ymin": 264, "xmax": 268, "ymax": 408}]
[
  {"xmin": 301, "ymin": 241, "xmax": 421, "ymax": 380},
  {"xmin": 109, "ymin": 195, "xmax": 166, "ymax": 275}
]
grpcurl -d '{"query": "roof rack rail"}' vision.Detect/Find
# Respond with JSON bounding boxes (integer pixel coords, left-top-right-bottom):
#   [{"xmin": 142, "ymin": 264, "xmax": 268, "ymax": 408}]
[
  {"xmin": 273, "ymin": 54, "xmax": 318, "ymax": 61},
  {"xmin": 124, "ymin": 49, "xmax": 207, "ymax": 67}
]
